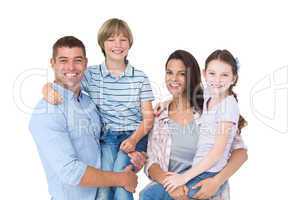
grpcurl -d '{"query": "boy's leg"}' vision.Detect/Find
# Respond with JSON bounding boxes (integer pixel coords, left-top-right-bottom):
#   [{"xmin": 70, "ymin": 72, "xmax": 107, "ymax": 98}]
[
  {"xmin": 112, "ymin": 150, "xmax": 133, "ymax": 200},
  {"xmin": 139, "ymin": 182, "xmax": 173, "ymax": 200},
  {"xmin": 98, "ymin": 132, "xmax": 119, "ymax": 200}
]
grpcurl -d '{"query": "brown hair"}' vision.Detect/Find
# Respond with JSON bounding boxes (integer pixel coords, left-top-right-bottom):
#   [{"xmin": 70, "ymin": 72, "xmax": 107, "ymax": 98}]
[
  {"xmin": 52, "ymin": 36, "xmax": 86, "ymax": 58},
  {"xmin": 97, "ymin": 18, "xmax": 133, "ymax": 56},
  {"xmin": 205, "ymin": 49, "xmax": 248, "ymax": 134},
  {"xmin": 166, "ymin": 50, "xmax": 204, "ymax": 111}
]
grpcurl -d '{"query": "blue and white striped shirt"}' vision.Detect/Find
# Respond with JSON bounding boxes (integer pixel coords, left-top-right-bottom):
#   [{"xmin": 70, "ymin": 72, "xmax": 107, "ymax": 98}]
[{"xmin": 82, "ymin": 62, "xmax": 154, "ymax": 131}]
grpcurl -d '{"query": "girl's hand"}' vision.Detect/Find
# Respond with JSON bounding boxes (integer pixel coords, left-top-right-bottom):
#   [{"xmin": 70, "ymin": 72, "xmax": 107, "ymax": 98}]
[
  {"xmin": 120, "ymin": 138, "xmax": 137, "ymax": 153},
  {"xmin": 192, "ymin": 177, "xmax": 222, "ymax": 199},
  {"xmin": 162, "ymin": 172, "xmax": 188, "ymax": 192},
  {"xmin": 42, "ymin": 82, "xmax": 63, "ymax": 105}
]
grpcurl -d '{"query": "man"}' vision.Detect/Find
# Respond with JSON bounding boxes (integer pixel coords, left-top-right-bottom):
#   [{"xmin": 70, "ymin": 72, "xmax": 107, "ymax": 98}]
[{"xmin": 29, "ymin": 36, "xmax": 140, "ymax": 200}]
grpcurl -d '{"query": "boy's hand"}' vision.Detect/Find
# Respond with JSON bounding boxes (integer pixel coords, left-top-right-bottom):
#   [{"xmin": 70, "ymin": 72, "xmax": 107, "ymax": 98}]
[
  {"xmin": 42, "ymin": 82, "xmax": 63, "ymax": 105},
  {"xmin": 120, "ymin": 137, "xmax": 137, "ymax": 153}
]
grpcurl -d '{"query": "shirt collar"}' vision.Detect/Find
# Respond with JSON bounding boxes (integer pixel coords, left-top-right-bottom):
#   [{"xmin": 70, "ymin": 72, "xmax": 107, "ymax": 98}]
[
  {"xmin": 157, "ymin": 100, "xmax": 202, "ymax": 125},
  {"xmin": 53, "ymin": 82, "xmax": 82, "ymax": 102},
  {"xmin": 101, "ymin": 62, "xmax": 134, "ymax": 78}
]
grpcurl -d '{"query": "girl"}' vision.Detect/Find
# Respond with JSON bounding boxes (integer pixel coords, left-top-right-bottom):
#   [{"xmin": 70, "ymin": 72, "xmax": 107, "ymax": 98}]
[{"xmin": 140, "ymin": 49, "xmax": 247, "ymax": 200}]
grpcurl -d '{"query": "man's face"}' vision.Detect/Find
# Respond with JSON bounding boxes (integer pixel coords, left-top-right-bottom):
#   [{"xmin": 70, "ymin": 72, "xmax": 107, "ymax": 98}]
[{"xmin": 51, "ymin": 47, "xmax": 87, "ymax": 90}]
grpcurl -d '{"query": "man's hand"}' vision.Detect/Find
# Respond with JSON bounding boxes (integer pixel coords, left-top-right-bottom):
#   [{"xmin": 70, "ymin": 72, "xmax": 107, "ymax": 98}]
[
  {"xmin": 121, "ymin": 165, "xmax": 138, "ymax": 193},
  {"xmin": 128, "ymin": 151, "xmax": 147, "ymax": 172},
  {"xmin": 192, "ymin": 177, "xmax": 222, "ymax": 199},
  {"xmin": 120, "ymin": 137, "xmax": 137, "ymax": 153},
  {"xmin": 168, "ymin": 185, "xmax": 189, "ymax": 200}
]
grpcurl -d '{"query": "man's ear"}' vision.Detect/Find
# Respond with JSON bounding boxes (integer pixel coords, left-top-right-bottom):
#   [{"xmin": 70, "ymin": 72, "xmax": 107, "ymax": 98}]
[{"xmin": 50, "ymin": 58, "xmax": 55, "ymax": 68}]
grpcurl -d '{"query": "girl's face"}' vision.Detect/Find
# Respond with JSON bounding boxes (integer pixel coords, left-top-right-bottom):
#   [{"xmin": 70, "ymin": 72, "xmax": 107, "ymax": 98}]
[
  {"xmin": 165, "ymin": 59, "xmax": 187, "ymax": 98},
  {"xmin": 204, "ymin": 59, "xmax": 236, "ymax": 96},
  {"xmin": 104, "ymin": 33, "xmax": 130, "ymax": 62}
]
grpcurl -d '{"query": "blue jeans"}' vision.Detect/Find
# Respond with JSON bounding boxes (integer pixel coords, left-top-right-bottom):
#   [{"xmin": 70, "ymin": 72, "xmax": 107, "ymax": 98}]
[
  {"xmin": 99, "ymin": 130, "xmax": 148, "ymax": 200},
  {"xmin": 140, "ymin": 172, "xmax": 227, "ymax": 200}
]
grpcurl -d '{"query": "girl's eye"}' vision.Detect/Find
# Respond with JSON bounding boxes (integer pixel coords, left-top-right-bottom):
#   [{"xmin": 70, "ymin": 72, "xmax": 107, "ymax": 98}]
[
  {"xmin": 209, "ymin": 72, "xmax": 215, "ymax": 75},
  {"xmin": 222, "ymin": 74, "xmax": 229, "ymax": 77}
]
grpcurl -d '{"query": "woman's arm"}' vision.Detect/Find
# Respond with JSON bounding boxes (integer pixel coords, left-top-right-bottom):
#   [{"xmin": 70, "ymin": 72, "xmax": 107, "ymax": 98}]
[{"xmin": 192, "ymin": 148, "xmax": 248, "ymax": 199}]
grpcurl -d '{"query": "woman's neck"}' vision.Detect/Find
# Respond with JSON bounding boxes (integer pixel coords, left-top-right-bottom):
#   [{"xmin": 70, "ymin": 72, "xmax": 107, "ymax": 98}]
[
  {"xmin": 170, "ymin": 95, "xmax": 191, "ymax": 112},
  {"xmin": 105, "ymin": 59, "xmax": 126, "ymax": 77}
]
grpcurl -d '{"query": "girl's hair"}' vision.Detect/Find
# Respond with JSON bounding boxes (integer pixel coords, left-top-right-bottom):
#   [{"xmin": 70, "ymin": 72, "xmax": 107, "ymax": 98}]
[
  {"xmin": 97, "ymin": 18, "xmax": 133, "ymax": 56},
  {"xmin": 166, "ymin": 50, "xmax": 204, "ymax": 112},
  {"xmin": 205, "ymin": 49, "xmax": 248, "ymax": 134}
]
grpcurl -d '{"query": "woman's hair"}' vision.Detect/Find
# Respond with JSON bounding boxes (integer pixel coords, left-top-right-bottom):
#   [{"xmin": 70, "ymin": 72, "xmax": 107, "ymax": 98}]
[
  {"xmin": 97, "ymin": 18, "xmax": 133, "ymax": 56},
  {"xmin": 166, "ymin": 50, "xmax": 204, "ymax": 112},
  {"xmin": 205, "ymin": 49, "xmax": 247, "ymax": 134}
]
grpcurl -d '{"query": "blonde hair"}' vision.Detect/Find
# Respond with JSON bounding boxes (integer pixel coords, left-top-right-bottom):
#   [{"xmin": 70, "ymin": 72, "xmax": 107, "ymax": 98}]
[{"xmin": 97, "ymin": 18, "xmax": 133, "ymax": 56}]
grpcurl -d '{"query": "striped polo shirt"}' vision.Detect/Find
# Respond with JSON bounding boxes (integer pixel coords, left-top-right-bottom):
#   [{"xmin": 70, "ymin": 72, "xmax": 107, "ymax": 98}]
[{"xmin": 81, "ymin": 62, "xmax": 154, "ymax": 131}]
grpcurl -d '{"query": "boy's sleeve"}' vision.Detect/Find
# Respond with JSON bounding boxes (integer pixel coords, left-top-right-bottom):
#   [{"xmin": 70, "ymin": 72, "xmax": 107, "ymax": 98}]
[{"xmin": 140, "ymin": 75, "xmax": 154, "ymax": 102}]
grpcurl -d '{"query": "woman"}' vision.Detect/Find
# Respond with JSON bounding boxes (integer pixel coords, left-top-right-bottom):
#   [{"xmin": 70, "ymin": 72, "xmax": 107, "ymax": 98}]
[{"xmin": 140, "ymin": 50, "xmax": 247, "ymax": 200}]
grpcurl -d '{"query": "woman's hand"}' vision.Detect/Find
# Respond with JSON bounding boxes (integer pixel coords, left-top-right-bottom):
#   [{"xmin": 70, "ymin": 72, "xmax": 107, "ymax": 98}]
[
  {"xmin": 128, "ymin": 151, "xmax": 147, "ymax": 172},
  {"xmin": 162, "ymin": 172, "xmax": 188, "ymax": 192},
  {"xmin": 42, "ymin": 82, "xmax": 63, "ymax": 104},
  {"xmin": 120, "ymin": 137, "xmax": 137, "ymax": 153},
  {"xmin": 192, "ymin": 177, "xmax": 222, "ymax": 199},
  {"xmin": 168, "ymin": 185, "xmax": 189, "ymax": 200}
]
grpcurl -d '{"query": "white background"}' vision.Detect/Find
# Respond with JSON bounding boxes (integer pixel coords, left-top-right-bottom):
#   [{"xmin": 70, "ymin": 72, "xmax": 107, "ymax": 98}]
[{"xmin": 0, "ymin": 0, "xmax": 299, "ymax": 199}]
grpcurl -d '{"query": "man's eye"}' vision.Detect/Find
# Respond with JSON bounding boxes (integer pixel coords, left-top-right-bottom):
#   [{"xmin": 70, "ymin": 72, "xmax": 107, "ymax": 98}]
[{"xmin": 75, "ymin": 59, "xmax": 83, "ymax": 63}]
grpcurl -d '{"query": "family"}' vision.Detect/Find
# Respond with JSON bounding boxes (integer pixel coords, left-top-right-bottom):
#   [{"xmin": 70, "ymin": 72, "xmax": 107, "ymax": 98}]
[{"xmin": 29, "ymin": 18, "xmax": 248, "ymax": 200}]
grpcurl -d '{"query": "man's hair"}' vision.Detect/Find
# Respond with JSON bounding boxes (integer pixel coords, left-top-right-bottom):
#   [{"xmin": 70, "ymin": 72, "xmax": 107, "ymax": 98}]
[{"xmin": 52, "ymin": 36, "xmax": 86, "ymax": 58}]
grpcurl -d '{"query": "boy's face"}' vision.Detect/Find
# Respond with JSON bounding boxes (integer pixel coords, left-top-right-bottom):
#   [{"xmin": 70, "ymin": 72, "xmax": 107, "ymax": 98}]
[
  {"xmin": 104, "ymin": 33, "xmax": 130, "ymax": 62},
  {"xmin": 51, "ymin": 47, "xmax": 87, "ymax": 90}
]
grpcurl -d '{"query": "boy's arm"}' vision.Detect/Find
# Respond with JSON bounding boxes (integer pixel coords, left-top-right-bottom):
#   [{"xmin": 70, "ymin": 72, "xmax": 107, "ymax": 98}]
[
  {"xmin": 120, "ymin": 100, "xmax": 154, "ymax": 152},
  {"xmin": 130, "ymin": 100, "xmax": 154, "ymax": 143}
]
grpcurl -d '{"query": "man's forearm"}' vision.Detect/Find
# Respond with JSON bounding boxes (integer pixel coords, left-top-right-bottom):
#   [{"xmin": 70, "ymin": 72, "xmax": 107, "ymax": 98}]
[
  {"xmin": 214, "ymin": 149, "xmax": 248, "ymax": 185},
  {"xmin": 79, "ymin": 166, "xmax": 125, "ymax": 187}
]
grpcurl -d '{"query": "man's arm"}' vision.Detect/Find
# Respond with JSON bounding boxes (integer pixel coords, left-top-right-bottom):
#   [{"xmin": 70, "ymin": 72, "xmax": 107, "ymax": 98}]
[{"xmin": 29, "ymin": 104, "xmax": 137, "ymax": 189}]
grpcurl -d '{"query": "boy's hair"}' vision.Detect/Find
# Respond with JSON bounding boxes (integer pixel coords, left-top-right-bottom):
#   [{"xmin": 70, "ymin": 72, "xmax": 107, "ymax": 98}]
[
  {"xmin": 205, "ymin": 49, "xmax": 248, "ymax": 134},
  {"xmin": 165, "ymin": 50, "xmax": 204, "ymax": 112},
  {"xmin": 97, "ymin": 18, "xmax": 133, "ymax": 56},
  {"xmin": 52, "ymin": 36, "xmax": 86, "ymax": 58}
]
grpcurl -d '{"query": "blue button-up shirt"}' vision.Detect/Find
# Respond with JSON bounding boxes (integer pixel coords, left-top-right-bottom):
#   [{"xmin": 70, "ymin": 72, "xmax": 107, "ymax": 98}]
[{"xmin": 29, "ymin": 83, "xmax": 102, "ymax": 200}]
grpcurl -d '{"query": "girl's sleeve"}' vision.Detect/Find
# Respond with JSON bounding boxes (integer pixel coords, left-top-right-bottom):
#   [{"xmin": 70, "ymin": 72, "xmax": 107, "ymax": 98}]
[{"xmin": 217, "ymin": 96, "xmax": 239, "ymax": 125}]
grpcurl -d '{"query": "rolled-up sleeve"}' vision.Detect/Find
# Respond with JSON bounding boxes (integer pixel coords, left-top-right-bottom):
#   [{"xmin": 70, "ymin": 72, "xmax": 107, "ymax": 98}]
[
  {"xmin": 29, "ymin": 107, "xmax": 87, "ymax": 186},
  {"xmin": 230, "ymin": 134, "xmax": 247, "ymax": 151}
]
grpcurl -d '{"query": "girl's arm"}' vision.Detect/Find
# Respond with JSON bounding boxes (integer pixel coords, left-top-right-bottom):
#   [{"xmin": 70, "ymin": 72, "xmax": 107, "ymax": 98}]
[
  {"xmin": 120, "ymin": 100, "xmax": 154, "ymax": 153},
  {"xmin": 163, "ymin": 121, "xmax": 233, "ymax": 191}
]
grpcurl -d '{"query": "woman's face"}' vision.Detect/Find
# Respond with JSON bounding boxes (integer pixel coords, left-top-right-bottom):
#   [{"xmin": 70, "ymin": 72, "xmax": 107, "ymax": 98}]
[
  {"xmin": 103, "ymin": 33, "xmax": 130, "ymax": 62},
  {"xmin": 165, "ymin": 59, "xmax": 187, "ymax": 98},
  {"xmin": 204, "ymin": 59, "xmax": 236, "ymax": 96}
]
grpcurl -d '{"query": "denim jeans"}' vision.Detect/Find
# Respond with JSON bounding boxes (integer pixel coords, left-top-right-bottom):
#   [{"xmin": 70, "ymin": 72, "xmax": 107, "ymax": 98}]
[
  {"xmin": 99, "ymin": 130, "xmax": 148, "ymax": 200},
  {"xmin": 140, "ymin": 172, "xmax": 227, "ymax": 200}
]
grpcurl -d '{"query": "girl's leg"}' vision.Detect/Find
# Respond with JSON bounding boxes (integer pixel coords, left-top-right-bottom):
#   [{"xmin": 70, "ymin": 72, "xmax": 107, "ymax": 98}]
[{"xmin": 186, "ymin": 172, "xmax": 218, "ymax": 199}]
